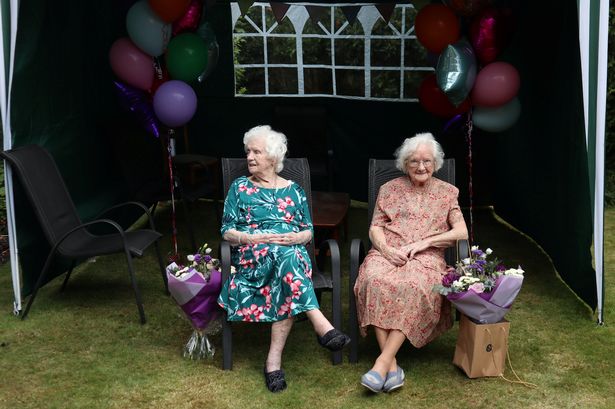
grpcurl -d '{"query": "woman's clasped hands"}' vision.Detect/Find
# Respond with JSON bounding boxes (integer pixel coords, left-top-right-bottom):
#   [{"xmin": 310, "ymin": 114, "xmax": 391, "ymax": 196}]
[
  {"xmin": 382, "ymin": 239, "xmax": 431, "ymax": 266},
  {"xmin": 244, "ymin": 232, "xmax": 305, "ymax": 246}
]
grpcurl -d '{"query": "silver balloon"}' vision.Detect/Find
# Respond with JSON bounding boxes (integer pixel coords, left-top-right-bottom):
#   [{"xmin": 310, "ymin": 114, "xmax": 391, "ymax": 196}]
[{"xmin": 436, "ymin": 39, "xmax": 477, "ymax": 107}]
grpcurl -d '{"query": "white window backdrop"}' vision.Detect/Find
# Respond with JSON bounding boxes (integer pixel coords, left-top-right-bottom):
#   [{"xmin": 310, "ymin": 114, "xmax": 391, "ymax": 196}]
[{"xmin": 231, "ymin": 2, "xmax": 434, "ymax": 101}]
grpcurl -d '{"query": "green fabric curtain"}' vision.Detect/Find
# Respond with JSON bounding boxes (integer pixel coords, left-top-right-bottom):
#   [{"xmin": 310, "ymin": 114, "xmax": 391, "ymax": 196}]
[
  {"xmin": 491, "ymin": 0, "xmax": 596, "ymax": 308},
  {"xmin": 9, "ymin": 0, "xmax": 596, "ymax": 310},
  {"xmin": 10, "ymin": 1, "xmax": 129, "ymax": 295}
]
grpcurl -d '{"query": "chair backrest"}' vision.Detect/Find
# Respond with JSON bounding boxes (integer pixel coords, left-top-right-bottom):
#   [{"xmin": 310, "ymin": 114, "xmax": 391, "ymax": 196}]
[
  {"xmin": 221, "ymin": 157, "xmax": 316, "ymax": 259},
  {"xmin": 1, "ymin": 145, "xmax": 83, "ymax": 246},
  {"xmin": 368, "ymin": 158, "xmax": 457, "ymax": 264}
]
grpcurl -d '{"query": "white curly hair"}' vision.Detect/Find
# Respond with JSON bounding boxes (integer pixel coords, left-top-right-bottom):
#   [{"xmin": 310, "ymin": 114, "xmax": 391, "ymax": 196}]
[
  {"xmin": 394, "ymin": 132, "xmax": 445, "ymax": 174},
  {"xmin": 243, "ymin": 125, "xmax": 288, "ymax": 173}
]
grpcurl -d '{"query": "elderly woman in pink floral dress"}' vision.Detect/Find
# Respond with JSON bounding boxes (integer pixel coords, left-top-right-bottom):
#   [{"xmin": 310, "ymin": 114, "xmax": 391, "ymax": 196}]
[{"xmin": 354, "ymin": 132, "xmax": 468, "ymax": 393}]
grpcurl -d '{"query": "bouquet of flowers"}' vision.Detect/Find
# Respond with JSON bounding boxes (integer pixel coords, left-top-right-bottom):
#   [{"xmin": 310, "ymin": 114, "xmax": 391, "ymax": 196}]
[
  {"xmin": 434, "ymin": 245, "xmax": 524, "ymax": 324},
  {"xmin": 166, "ymin": 243, "xmax": 224, "ymax": 359}
]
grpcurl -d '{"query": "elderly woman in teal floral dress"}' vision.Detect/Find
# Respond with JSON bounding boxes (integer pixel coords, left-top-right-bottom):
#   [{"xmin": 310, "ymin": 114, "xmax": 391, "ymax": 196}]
[{"xmin": 218, "ymin": 125, "xmax": 350, "ymax": 393}]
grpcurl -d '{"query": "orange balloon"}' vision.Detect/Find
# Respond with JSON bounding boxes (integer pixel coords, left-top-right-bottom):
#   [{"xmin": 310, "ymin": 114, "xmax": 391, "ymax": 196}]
[
  {"xmin": 418, "ymin": 74, "xmax": 470, "ymax": 118},
  {"xmin": 415, "ymin": 4, "xmax": 461, "ymax": 54},
  {"xmin": 148, "ymin": 0, "xmax": 191, "ymax": 23}
]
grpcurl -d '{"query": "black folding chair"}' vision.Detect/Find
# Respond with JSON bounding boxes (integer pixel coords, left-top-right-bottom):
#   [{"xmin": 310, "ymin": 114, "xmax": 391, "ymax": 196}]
[
  {"xmin": 348, "ymin": 158, "xmax": 470, "ymax": 362},
  {"xmin": 1, "ymin": 144, "xmax": 167, "ymax": 324},
  {"xmin": 219, "ymin": 157, "xmax": 343, "ymax": 370}
]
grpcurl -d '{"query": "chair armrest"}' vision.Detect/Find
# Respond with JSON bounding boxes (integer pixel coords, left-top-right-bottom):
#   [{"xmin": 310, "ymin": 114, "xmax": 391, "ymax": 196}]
[
  {"xmin": 316, "ymin": 239, "xmax": 341, "ymax": 296},
  {"xmin": 220, "ymin": 240, "xmax": 232, "ymax": 283},
  {"xmin": 96, "ymin": 201, "xmax": 157, "ymax": 232},
  {"xmin": 456, "ymin": 239, "xmax": 470, "ymax": 261},
  {"xmin": 54, "ymin": 219, "xmax": 128, "ymax": 257},
  {"xmin": 316, "ymin": 239, "xmax": 342, "ymax": 335},
  {"xmin": 349, "ymin": 238, "xmax": 366, "ymax": 290},
  {"xmin": 348, "ymin": 238, "xmax": 366, "ymax": 364}
]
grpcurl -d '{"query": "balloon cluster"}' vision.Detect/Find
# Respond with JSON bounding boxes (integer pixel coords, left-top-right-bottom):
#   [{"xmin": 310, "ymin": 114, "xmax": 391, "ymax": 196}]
[
  {"xmin": 415, "ymin": 2, "xmax": 520, "ymax": 132},
  {"xmin": 109, "ymin": 0, "xmax": 219, "ymax": 136}
]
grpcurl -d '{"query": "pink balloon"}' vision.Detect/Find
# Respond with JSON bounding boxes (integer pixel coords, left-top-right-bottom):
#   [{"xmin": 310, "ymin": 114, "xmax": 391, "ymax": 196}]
[
  {"xmin": 471, "ymin": 62, "xmax": 519, "ymax": 107},
  {"xmin": 109, "ymin": 38, "xmax": 154, "ymax": 91},
  {"xmin": 470, "ymin": 7, "xmax": 515, "ymax": 65},
  {"xmin": 172, "ymin": 0, "xmax": 203, "ymax": 36}
]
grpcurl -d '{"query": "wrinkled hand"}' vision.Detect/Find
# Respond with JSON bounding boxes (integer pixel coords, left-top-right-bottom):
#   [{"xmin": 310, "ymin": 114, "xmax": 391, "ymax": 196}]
[
  {"xmin": 267, "ymin": 233, "xmax": 302, "ymax": 246},
  {"xmin": 381, "ymin": 245, "xmax": 408, "ymax": 267},
  {"xmin": 243, "ymin": 233, "xmax": 275, "ymax": 245},
  {"xmin": 403, "ymin": 240, "xmax": 430, "ymax": 259}
]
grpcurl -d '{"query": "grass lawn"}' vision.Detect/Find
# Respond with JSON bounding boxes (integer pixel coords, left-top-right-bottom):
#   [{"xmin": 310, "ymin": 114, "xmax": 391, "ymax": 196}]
[{"xmin": 0, "ymin": 202, "xmax": 613, "ymax": 409}]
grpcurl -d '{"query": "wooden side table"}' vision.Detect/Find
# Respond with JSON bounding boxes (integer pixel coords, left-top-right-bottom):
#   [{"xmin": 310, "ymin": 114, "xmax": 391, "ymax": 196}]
[{"xmin": 311, "ymin": 191, "xmax": 350, "ymax": 242}]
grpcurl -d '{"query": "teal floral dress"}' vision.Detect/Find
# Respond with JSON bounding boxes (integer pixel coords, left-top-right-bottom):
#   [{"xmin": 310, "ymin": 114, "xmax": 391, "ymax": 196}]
[{"xmin": 217, "ymin": 176, "xmax": 319, "ymax": 322}]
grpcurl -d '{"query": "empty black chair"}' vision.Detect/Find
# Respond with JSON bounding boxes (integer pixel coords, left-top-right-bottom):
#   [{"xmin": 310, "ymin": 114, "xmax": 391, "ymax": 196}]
[
  {"xmin": 219, "ymin": 157, "xmax": 343, "ymax": 370},
  {"xmin": 0, "ymin": 144, "xmax": 167, "ymax": 324},
  {"xmin": 348, "ymin": 158, "xmax": 470, "ymax": 362}
]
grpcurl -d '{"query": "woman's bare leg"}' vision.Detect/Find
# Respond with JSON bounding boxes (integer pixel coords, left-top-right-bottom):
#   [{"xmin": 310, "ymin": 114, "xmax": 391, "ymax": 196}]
[
  {"xmin": 374, "ymin": 326, "xmax": 397, "ymax": 373},
  {"xmin": 370, "ymin": 329, "xmax": 406, "ymax": 378},
  {"xmin": 305, "ymin": 308, "xmax": 334, "ymax": 337},
  {"xmin": 266, "ymin": 317, "xmax": 294, "ymax": 372}
]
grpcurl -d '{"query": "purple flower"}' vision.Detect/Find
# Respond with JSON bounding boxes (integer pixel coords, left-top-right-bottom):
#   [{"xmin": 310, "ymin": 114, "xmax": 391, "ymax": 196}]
[
  {"xmin": 204, "ymin": 255, "xmax": 212, "ymax": 263},
  {"xmin": 442, "ymin": 271, "xmax": 461, "ymax": 287},
  {"xmin": 496, "ymin": 264, "xmax": 506, "ymax": 272}
]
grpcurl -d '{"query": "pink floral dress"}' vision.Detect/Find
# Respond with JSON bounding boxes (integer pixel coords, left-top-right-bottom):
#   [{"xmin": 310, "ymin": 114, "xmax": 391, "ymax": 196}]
[
  {"xmin": 218, "ymin": 177, "xmax": 318, "ymax": 322},
  {"xmin": 354, "ymin": 176, "xmax": 464, "ymax": 348}
]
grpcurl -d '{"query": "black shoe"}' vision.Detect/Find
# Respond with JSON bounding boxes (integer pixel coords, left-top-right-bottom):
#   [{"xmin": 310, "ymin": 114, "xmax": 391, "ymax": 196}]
[
  {"xmin": 264, "ymin": 366, "xmax": 287, "ymax": 393},
  {"xmin": 317, "ymin": 328, "xmax": 351, "ymax": 352}
]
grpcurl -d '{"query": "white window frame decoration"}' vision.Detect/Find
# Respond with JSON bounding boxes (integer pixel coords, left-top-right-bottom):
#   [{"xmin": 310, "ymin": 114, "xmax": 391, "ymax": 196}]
[{"xmin": 231, "ymin": 2, "xmax": 434, "ymax": 101}]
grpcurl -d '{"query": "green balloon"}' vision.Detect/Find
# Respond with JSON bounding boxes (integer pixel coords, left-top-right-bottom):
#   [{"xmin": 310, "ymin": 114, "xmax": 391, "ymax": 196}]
[{"xmin": 166, "ymin": 33, "xmax": 209, "ymax": 82}]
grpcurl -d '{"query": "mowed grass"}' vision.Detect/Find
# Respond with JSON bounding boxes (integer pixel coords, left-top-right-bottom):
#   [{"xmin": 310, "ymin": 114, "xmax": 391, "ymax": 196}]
[{"xmin": 0, "ymin": 202, "xmax": 613, "ymax": 409}]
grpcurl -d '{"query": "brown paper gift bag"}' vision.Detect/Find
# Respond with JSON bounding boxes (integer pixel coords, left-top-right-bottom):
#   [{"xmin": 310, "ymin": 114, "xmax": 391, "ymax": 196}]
[{"xmin": 453, "ymin": 314, "xmax": 510, "ymax": 378}]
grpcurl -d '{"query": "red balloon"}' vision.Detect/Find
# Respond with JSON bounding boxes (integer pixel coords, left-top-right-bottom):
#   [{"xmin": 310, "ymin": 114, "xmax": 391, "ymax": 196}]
[
  {"xmin": 148, "ymin": 0, "xmax": 190, "ymax": 23},
  {"xmin": 419, "ymin": 74, "xmax": 471, "ymax": 118},
  {"xmin": 471, "ymin": 62, "xmax": 520, "ymax": 107},
  {"xmin": 470, "ymin": 7, "xmax": 515, "ymax": 65},
  {"xmin": 415, "ymin": 5, "xmax": 461, "ymax": 54}
]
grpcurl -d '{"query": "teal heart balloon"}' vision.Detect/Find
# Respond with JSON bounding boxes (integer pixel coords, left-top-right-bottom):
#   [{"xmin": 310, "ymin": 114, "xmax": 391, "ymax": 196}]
[{"xmin": 436, "ymin": 39, "xmax": 477, "ymax": 107}]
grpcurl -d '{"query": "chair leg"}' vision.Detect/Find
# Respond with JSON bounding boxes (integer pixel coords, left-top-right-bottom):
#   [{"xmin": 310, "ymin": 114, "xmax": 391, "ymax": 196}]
[
  {"xmin": 60, "ymin": 260, "xmax": 77, "ymax": 292},
  {"xmin": 154, "ymin": 242, "xmax": 169, "ymax": 294},
  {"xmin": 21, "ymin": 251, "xmax": 57, "ymax": 320},
  {"xmin": 123, "ymin": 249, "xmax": 146, "ymax": 324},
  {"xmin": 331, "ymin": 263, "xmax": 342, "ymax": 365},
  {"xmin": 222, "ymin": 317, "xmax": 233, "ymax": 370}
]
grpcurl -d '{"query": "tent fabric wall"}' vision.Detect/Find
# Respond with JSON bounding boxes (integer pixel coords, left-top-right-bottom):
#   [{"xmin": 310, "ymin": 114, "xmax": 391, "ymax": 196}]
[
  {"xmin": 1, "ymin": 0, "xmax": 603, "ymax": 317},
  {"xmin": 492, "ymin": 0, "xmax": 596, "ymax": 308},
  {"xmin": 194, "ymin": 1, "xmax": 598, "ymax": 308},
  {"xmin": 578, "ymin": 0, "xmax": 609, "ymax": 323},
  {"xmin": 7, "ymin": 0, "xmax": 131, "ymax": 296},
  {"xmin": 1, "ymin": 0, "xmax": 21, "ymax": 313}
]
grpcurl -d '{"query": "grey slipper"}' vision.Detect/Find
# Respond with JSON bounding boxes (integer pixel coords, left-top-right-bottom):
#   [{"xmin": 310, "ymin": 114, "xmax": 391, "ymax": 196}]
[
  {"xmin": 360, "ymin": 370, "xmax": 386, "ymax": 393},
  {"xmin": 383, "ymin": 366, "xmax": 405, "ymax": 392}
]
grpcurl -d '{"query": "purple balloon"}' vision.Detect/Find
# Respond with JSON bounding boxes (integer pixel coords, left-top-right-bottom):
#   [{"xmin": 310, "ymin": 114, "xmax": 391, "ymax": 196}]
[
  {"xmin": 153, "ymin": 80, "xmax": 198, "ymax": 128},
  {"xmin": 113, "ymin": 80, "xmax": 160, "ymax": 137}
]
